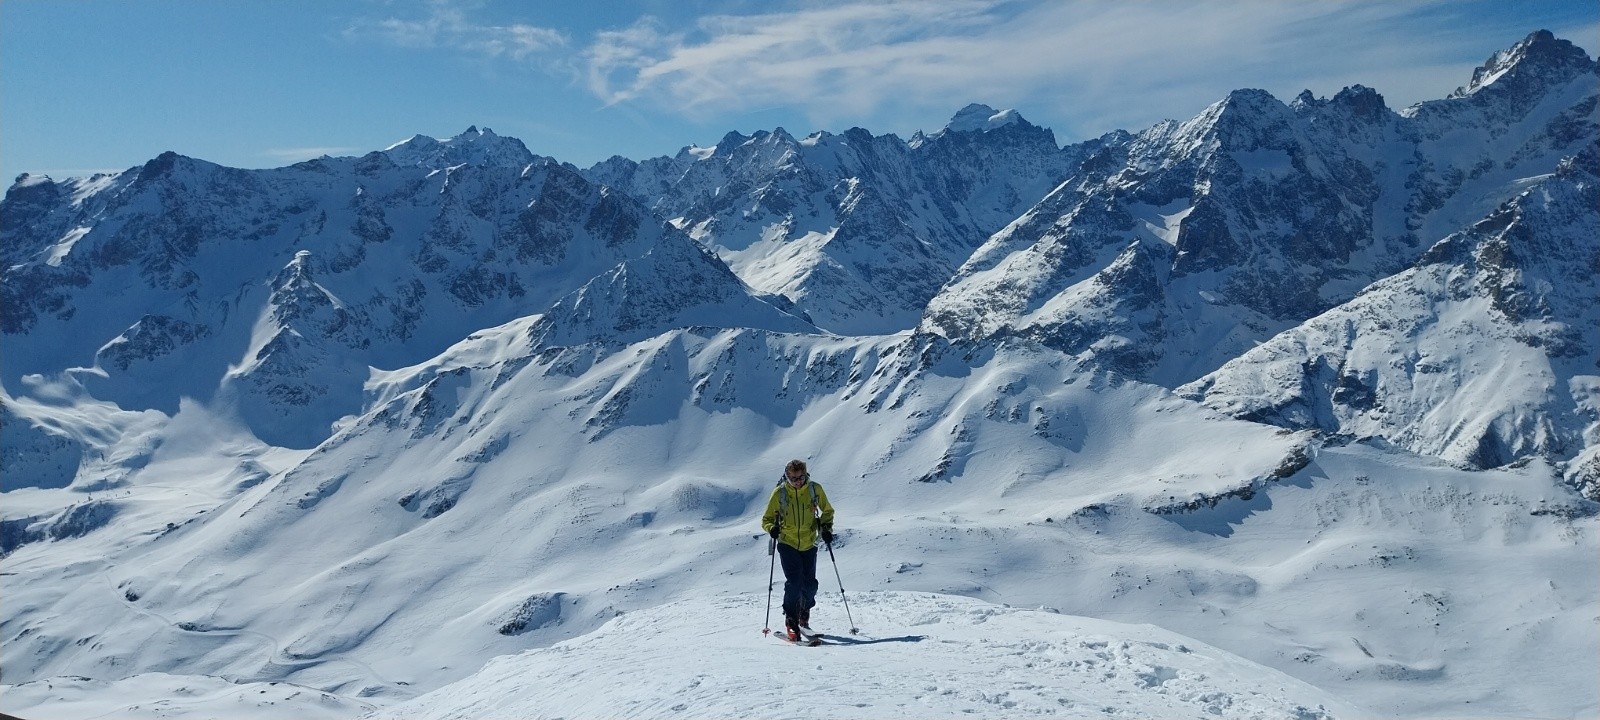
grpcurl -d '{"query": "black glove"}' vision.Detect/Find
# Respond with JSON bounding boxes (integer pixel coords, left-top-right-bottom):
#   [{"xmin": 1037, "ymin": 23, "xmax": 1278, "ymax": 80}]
[
  {"xmin": 820, "ymin": 526, "xmax": 834, "ymax": 544},
  {"xmin": 768, "ymin": 525, "xmax": 780, "ymax": 539}
]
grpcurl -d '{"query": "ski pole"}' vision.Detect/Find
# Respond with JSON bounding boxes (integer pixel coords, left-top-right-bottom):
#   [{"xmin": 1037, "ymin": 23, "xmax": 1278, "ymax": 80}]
[
  {"xmin": 824, "ymin": 540, "xmax": 859, "ymax": 634},
  {"xmin": 762, "ymin": 532, "xmax": 778, "ymax": 636}
]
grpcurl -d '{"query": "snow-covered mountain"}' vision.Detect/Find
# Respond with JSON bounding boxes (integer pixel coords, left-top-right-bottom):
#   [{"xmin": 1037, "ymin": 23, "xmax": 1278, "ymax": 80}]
[
  {"xmin": 583, "ymin": 104, "xmax": 1106, "ymax": 335},
  {"xmin": 922, "ymin": 30, "xmax": 1597, "ymax": 388},
  {"xmin": 3, "ymin": 29, "xmax": 1598, "ymax": 720},
  {"xmin": 1182, "ymin": 144, "xmax": 1600, "ymax": 478},
  {"xmin": 1, "ymin": 129, "xmax": 805, "ymax": 449}
]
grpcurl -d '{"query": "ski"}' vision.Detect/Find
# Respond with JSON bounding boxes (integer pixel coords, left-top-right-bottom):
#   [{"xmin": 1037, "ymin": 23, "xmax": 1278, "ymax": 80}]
[{"xmin": 772, "ymin": 630, "xmax": 823, "ymax": 647}]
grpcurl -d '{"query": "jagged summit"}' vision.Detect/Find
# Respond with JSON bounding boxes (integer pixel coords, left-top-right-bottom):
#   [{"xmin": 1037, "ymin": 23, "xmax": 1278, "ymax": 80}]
[
  {"xmin": 1292, "ymin": 85, "xmax": 1388, "ymax": 115},
  {"xmin": 1217, "ymin": 87, "xmax": 1287, "ymax": 115},
  {"xmin": 1452, "ymin": 29, "xmax": 1597, "ymax": 98},
  {"xmin": 924, "ymin": 27, "xmax": 1596, "ymax": 390},
  {"xmin": 576, "ymin": 100, "xmax": 1076, "ymax": 335},
  {"xmin": 382, "ymin": 125, "xmax": 537, "ymax": 169}
]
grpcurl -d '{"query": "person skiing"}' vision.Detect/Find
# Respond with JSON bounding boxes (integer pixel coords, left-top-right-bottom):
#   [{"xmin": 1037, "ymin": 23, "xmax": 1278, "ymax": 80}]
[{"xmin": 761, "ymin": 459, "xmax": 835, "ymax": 641}]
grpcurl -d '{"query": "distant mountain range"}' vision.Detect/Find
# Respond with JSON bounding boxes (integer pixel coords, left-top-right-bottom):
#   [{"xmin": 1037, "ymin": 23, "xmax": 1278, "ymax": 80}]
[
  {"xmin": 1, "ymin": 29, "xmax": 1596, "ymax": 720},
  {"xmin": 6, "ymin": 30, "xmax": 1594, "ymax": 473}
]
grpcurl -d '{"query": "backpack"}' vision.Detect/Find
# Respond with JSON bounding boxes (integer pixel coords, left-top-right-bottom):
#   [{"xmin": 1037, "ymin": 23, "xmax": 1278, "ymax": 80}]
[{"xmin": 776, "ymin": 476, "xmax": 821, "ymax": 520}]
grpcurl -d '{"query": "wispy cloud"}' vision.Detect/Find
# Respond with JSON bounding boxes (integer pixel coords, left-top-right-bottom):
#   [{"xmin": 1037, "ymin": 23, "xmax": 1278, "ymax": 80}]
[
  {"xmin": 347, "ymin": 0, "xmax": 565, "ymax": 61},
  {"xmin": 581, "ymin": 0, "xmax": 1544, "ymax": 137}
]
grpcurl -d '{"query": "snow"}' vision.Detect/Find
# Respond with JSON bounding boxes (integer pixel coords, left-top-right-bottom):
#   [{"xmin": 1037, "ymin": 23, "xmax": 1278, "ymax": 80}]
[
  {"xmin": 44, "ymin": 227, "xmax": 90, "ymax": 267},
  {"xmin": 1183, "ymin": 149, "xmax": 1600, "ymax": 469},
  {"xmin": 945, "ymin": 103, "xmax": 1024, "ymax": 133},
  {"xmin": 3, "ymin": 28, "xmax": 1597, "ymax": 720},
  {"xmin": 381, "ymin": 126, "xmax": 536, "ymax": 170},
  {"xmin": 1132, "ymin": 199, "xmax": 1194, "ymax": 246},
  {"xmin": 67, "ymin": 173, "xmax": 124, "ymax": 206},
  {"xmin": 716, "ymin": 226, "xmax": 835, "ymax": 298},
  {"xmin": 1, "ymin": 673, "xmax": 377, "ymax": 720},
  {"xmin": 12, "ymin": 173, "xmax": 54, "ymax": 188},
  {"xmin": 4, "ymin": 333, "xmax": 1595, "ymax": 720},
  {"xmin": 368, "ymin": 592, "xmax": 1356, "ymax": 720}
]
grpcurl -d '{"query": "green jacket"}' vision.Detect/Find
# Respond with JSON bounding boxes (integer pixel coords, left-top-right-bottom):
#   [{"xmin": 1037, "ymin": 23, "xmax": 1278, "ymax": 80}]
[{"xmin": 761, "ymin": 479, "xmax": 835, "ymax": 552}]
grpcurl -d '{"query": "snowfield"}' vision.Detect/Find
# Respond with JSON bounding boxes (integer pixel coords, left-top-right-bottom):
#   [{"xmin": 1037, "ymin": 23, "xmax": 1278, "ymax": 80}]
[
  {"xmin": 0, "ymin": 673, "xmax": 376, "ymax": 720},
  {"xmin": 2, "ymin": 349, "xmax": 1594, "ymax": 719},
  {"xmin": 366, "ymin": 591, "xmax": 1359, "ymax": 720}
]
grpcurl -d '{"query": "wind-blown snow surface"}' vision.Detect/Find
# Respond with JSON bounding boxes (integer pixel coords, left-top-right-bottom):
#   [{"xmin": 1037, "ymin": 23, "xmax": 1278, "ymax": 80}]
[
  {"xmin": 0, "ymin": 673, "xmax": 375, "ymax": 720},
  {"xmin": 366, "ymin": 592, "xmax": 1356, "ymax": 720},
  {"xmin": 3, "ymin": 337, "xmax": 1596, "ymax": 719}
]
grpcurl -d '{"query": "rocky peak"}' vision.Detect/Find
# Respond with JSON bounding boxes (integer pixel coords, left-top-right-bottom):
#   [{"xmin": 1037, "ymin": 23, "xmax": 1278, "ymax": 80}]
[
  {"xmin": 1450, "ymin": 29, "xmax": 1597, "ymax": 99},
  {"xmin": 268, "ymin": 250, "xmax": 342, "ymax": 327},
  {"xmin": 0, "ymin": 177, "xmax": 66, "ymax": 256},
  {"xmin": 914, "ymin": 104, "xmax": 1057, "ymax": 152},
  {"xmin": 1290, "ymin": 89, "xmax": 1319, "ymax": 112},
  {"xmin": 1217, "ymin": 89, "xmax": 1290, "ymax": 121},
  {"xmin": 1291, "ymin": 85, "xmax": 1393, "ymax": 130},
  {"xmin": 1177, "ymin": 89, "xmax": 1295, "ymax": 154},
  {"xmin": 382, "ymin": 126, "xmax": 537, "ymax": 170},
  {"xmin": 127, "ymin": 151, "xmax": 207, "ymax": 193},
  {"xmin": 1330, "ymin": 85, "xmax": 1389, "ymax": 120},
  {"xmin": 758, "ymin": 127, "xmax": 798, "ymax": 144},
  {"xmin": 711, "ymin": 130, "xmax": 751, "ymax": 155}
]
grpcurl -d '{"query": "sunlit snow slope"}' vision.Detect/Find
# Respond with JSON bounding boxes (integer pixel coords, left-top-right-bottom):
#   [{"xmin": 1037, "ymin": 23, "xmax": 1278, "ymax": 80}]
[
  {"xmin": 3, "ymin": 28, "xmax": 1597, "ymax": 720},
  {"xmin": 367, "ymin": 592, "xmax": 1359, "ymax": 720}
]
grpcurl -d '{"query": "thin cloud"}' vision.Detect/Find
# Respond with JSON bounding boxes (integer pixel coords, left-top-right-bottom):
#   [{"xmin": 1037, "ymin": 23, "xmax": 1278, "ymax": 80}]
[
  {"xmin": 580, "ymin": 0, "xmax": 1553, "ymax": 137},
  {"xmin": 585, "ymin": 1, "xmax": 996, "ymax": 111},
  {"xmin": 347, "ymin": 0, "xmax": 565, "ymax": 61}
]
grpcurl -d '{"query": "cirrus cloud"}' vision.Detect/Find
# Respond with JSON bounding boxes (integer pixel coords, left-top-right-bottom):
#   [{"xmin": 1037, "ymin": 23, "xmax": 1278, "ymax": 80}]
[
  {"xmin": 580, "ymin": 0, "xmax": 1573, "ymax": 138},
  {"xmin": 347, "ymin": 0, "xmax": 566, "ymax": 61}
]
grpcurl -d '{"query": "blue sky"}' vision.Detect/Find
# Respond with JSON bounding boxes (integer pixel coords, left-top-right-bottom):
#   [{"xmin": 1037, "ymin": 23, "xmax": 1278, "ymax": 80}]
[{"xmin": 3, "ymin": 0, "xmax": 1595, "ymax": 181}]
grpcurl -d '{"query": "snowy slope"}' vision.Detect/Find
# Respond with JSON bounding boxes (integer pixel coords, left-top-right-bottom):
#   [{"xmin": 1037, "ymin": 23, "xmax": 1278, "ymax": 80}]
[
  {"xmin": 4, "ymin": 28, "xmax": 1599, "ymax": 720},
  {"xmin": 367, "ymin": 592, "xmax": 1358, "ymax": 720},
  {"xmin": 0, "ymin": 673, "xmax": 376, "ymax": 720},
  {"xmin": 922, "ymin": 30, "xmax": 1598, "ymax": 388},
  {"xmin": 0, "ymin": 335, "xmax": 1309, "ymax": 692},
  {"xmin": 1182, "ymin": 145, "xmax": 1600, "ymax": 473},
  {"xmin": 1, "ymin": 129, "xmax": 799, "ymax": 450},
  {"xmin": 4, "ymin": 331, "xmax": 1595, "ymax": 719},
  {"xmin": 584, "ymin": 106, "xmax": 1101, "ymax": 335}
]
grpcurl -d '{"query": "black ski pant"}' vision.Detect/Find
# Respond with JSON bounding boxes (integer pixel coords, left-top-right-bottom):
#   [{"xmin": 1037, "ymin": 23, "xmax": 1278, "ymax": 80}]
[{"xmin": 776, "ymin": 542, "xmax": 819, "ymax": 623}]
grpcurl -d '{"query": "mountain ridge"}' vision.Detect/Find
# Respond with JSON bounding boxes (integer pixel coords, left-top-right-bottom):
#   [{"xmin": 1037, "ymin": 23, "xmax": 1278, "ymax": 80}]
[{"xmin": 2, "ymin": 28, "xmax": 1597, "ymax": 720}]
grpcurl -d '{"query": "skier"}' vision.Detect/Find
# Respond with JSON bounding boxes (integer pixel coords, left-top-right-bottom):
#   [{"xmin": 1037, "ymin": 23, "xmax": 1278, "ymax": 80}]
[{"xmin": 761, "ymin": 459, "xmax": 836, "ymax": 641}]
